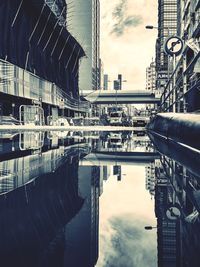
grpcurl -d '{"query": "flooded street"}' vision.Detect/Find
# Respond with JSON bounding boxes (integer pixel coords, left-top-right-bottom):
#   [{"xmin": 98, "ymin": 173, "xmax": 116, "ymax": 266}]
[
  {"xmin": 0, "ymin": 129, "xmax": 199, "ymax": 267},
  {"xmin": 0, "ymin": 0, "xmax": 199, "ymax": 266}
]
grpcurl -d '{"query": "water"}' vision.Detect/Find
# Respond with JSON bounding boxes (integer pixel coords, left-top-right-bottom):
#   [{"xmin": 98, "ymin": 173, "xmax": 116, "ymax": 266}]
[{"xmin": 0, "ymin": 130, "xmax": 199, "ymax": 266}]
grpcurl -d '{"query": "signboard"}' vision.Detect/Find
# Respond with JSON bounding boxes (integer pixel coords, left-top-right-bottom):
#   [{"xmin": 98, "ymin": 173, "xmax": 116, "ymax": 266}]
[{"xmin": 157, "ymin": 72, "xmax": 168, "ymax": 80}]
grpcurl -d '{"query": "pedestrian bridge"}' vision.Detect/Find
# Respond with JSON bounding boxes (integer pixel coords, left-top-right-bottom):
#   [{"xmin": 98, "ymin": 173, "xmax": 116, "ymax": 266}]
[
  {"xmin": 84, "ymin": 90, "xmax": 160, "ymax": 104},
  {"xmin": 80, "ymin": 151, "xmax": 159, "ymax": 166}
]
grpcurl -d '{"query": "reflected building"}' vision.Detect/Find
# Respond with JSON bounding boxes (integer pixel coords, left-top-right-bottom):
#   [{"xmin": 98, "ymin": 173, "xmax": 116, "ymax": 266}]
[
  {"xmin": 103, "ymin": 74, "xmax": 109, "ymax": 90},
  {"xmin": 150, "ymin": 131, "xmax": 200, "ymax": 267},
  {"xmin": 113, "ymin": 165, "xmax": 122, "ymax": 181},
  {"xmin": 145, "ymin": 162, "xmax": 156, "ymax": 196},
  {"xmin": 64, "ymin": 166, "xmax": 100, "ymax": 267},
  {"xmin": 0, "ymin": 133, "xmax": 89, "ymax": 194},
  {"xmin": 0, "ymin": 146, "xmax": 85, "ymax": 267},
  {"xmin": 155, "ymin": 164, "xmax": 181, "ymax": 267}
]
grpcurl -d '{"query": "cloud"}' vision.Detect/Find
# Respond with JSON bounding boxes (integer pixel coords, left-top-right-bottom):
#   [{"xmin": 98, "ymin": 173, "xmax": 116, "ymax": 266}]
[
  {"xmin": 110, "ymin": 0, "xmax": 143, "ymax": 37},
  {"xmin": 97, "ymin": 214, "xmax": 156, "ymax": 267}
]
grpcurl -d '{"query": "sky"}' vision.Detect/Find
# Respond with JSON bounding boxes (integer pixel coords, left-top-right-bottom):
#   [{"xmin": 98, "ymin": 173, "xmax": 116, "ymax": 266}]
[
  {"xmin": 100, "ymin": 0, "xmax": 158, "ymax": 91},
  {"xmin": 96, "ymin": 166, "xmax": 157, "ymax": 267}
]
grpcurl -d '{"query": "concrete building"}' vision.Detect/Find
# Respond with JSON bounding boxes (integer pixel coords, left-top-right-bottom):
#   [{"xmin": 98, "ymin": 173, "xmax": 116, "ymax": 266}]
[
  {"xmin": 180, "ymin": 0, "xmax": 200, "ymax": 112},
  {"xmin": 145, "ymin": 162, "xmax": 156, "ymax": 196},
  {"xmin": 146, "ymin": 60, "xmax": 156, "ymax": 93},
  {"xmin": 154, "ymin": 162, "xmax": 181, "ymax": 267},
  {"xmin": 66, "ymin": 0, "xmax": 100, "ymax": 94},
  {"xmin": 113, "ymin": 165, "xmax": 122, "ymax": 181},
  {"xmin": 64, "ymin": 166, "xmax": 100, "ymax": 267},
  {"xmin": 155, "ymin": 0, "xmax": 178, "ymax": 96},
  {"xmin": 113, "ymin": 74, "xmax": 124, "ymax": 90},
  {"xmin": 0, "ymin": 0, "xmax": 87, "ymax": 124},
  {"xmin": 159, "ymin": 0, "xmax": 200, "ymax": 113},
  {"xmin": 103, "ymin": 74, "xmax": 109, "ymax": 90},
  {"xmin": 99, "ymin": 58, "xmax": 104, "ymax": 90}
]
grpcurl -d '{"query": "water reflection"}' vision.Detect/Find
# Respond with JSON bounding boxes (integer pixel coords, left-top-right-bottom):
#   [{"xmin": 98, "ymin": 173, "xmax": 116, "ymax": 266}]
[
  {"xmin": 149, "ymin": 131, "xmax": 200, "ymax": 267},
  {"xmin": 0, "ymin": 130, "xmax": 199, "ymax": 266}
]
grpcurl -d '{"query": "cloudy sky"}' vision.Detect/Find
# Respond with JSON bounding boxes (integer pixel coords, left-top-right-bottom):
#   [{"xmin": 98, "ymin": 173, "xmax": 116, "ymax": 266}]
[
  {"xmin": 96, "ymin": 166, "xmax": 157, "ymax": 267},
  {"xmin": 100, "ymin": 0, "xmax": 158, "ymax": 90}
]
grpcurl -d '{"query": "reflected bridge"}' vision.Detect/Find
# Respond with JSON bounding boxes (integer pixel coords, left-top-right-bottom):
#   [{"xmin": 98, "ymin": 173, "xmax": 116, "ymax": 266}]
[
  {"xmin": 84, "ymin": 90, "xmax": 160, "ymax": 104},
  {"xmin": 80, "ymin": 151, "xmax": 160, "ymax": 166}
]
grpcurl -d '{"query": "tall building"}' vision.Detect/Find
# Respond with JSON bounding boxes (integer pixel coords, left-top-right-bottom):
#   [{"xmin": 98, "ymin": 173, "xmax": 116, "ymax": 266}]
[
  {"xmin": 146, "ymin": 60, "xmax": 156, "ymax": 93},
  {"xmin": 0, "ymin": 0, "xmax": 87, "ymax": 122},
  {"xmin": 156, "ymin": 0, "xmax": 177, "ymax": 95},
  {"xmin": 99, "ymin": 58, "xmax": 104, "ymax": 90},
  {"xmin": 145, "ymin": 162, "xmax": 156, "ymax": 196},
  {"xmin": 64, "ymin": 166, "xmax": 100, "ymax": 267},
  {"xmin": 154, "ymin": 163, "xmax": 181, "ymax": 267},
  {"xmin": 103, "ymin": 74, "xmax": 109, "ymax": 90},
  {"xmin": 66, "ymin": 0, "xmax": 100, "ymax": 94},
  {"xmin": 113, "ymin": 165, "xmax": 122, "ymax": 181},
  {"xmin": 181, "ymin": 0, "xmax": 200, "ymax": 112},
  {"xmin": 159, "ymin": 0, "xmax": 200, "ymax": 112},
  {"xmin": 113, "ymin": 74, "xmax": 124, "ymax": 90}
]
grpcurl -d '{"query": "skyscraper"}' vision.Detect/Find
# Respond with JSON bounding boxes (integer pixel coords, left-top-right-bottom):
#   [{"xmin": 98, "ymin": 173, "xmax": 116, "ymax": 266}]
[
  {"xmin": 156, "ymin": 0, "xmax": 177, "ymax": 72},
  {"xmin": 64, "ymin": 166, "xmax": 100, "ymax": 267},
  {"xmin": 66, "ymin": 0, "xmax": 100, "ymax": 94},
  {"xmin": 156, "ymin": 0, "xmax": 177, "ymax": 94},
  {"xmin": 103, "ymin": 74, "xmax": 109, "ymax": 90}
]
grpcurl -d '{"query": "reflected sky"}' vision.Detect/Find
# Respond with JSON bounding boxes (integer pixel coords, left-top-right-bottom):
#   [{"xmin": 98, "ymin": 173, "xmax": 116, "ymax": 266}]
[
  {"xmin": 96, "ymin": 166, "xmax": 157, "ymax": 267},
  {"xmin": 1, "ymin": 130, "xmax": 200, "ymax": 266}
]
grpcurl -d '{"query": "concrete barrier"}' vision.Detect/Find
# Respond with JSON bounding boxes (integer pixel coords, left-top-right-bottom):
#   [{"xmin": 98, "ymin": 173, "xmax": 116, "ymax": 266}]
[{"xmin": 148, "ymin": 113, "xmax": 200, "ymax": 150}]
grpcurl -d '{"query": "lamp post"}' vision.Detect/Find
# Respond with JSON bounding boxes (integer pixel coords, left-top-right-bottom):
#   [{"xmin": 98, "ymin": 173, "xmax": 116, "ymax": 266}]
[
  {"xmin": 145, "ymin": 25, "xmax": 158, "ymax": 30},
  {"xmin": 144, "ymin": 226, "xmax": 157, "ymax": 230},
  {"xmin": 145, "ymin": 24, "xmax": 171, "ymax": 111}
]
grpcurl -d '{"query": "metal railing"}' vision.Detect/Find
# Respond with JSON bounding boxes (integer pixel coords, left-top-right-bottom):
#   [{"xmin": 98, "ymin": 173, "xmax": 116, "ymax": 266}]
[{"xmin": 0, "ymin": 59, "xmax": 90, "ymax": 113}]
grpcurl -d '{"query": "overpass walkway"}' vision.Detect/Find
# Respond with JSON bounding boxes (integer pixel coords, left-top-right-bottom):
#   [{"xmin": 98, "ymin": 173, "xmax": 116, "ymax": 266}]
[
  {"xmin": 85, "ymin": 90, "xmax": 160, "ymax": 104},
  {"xmin": 0, "ymin": 125, "xmax": 140, "ymax": 132},
  {"xmin": 80, "ymin": 151, "xmax": 159, "ymax": 166}
]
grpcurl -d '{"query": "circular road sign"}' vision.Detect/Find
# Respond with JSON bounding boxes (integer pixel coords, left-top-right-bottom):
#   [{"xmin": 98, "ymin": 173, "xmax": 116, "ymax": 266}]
[
  {"xmin": 164, "ymin": 36, "xmax": 183, "ymax": 57},
  {"xmin": 165, "ymin": 204, "xmax": 181, "ymax": 221}
]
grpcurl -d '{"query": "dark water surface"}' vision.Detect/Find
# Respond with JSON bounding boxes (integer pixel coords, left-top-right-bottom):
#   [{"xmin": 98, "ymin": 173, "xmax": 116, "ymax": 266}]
[{"xmin": 0, "ymin": 130, "xmax": 199, "ymax": 267}]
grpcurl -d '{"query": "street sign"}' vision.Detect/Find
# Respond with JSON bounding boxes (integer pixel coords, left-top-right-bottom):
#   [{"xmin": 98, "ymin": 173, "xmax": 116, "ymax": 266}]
[
  {"xmin": 165, "ymin": 204, "xmax": 181, "ymax": 221},
  {"xmin": 164, "ymin": 36, "xmax": 183, "ymax": 57}
]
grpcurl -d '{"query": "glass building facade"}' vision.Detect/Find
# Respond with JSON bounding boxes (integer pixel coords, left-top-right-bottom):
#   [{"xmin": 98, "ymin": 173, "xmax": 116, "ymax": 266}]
[{"xmin": 66, "ymin": 0, "xmax": 100, "ymax": 93}]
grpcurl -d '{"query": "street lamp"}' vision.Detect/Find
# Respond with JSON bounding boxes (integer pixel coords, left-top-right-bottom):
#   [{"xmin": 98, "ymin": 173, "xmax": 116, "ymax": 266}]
[
  {"xmin": 144, "ymin": 226, "xmax": 157, "ymax": 230},
  {"xmin": 145, "ymin": 25, "xmax": 158, "ymax": 30},
  {"xmin": 145, "ymin": 24, "xmax": 171, "ymax": 110},
  {"xmin": 145, "ymin": 24, "xmax": 169, "ymax": 35}
]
